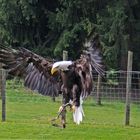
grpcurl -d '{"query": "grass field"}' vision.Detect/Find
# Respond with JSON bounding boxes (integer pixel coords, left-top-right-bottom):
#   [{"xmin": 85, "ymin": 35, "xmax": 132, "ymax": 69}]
[{"xmin": 0, "ymin": 87, "xmax": 140, "ymax": 140}]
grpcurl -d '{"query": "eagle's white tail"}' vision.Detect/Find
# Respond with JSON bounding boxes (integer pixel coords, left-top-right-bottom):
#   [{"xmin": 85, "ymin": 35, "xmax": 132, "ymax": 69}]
[{"xmin": 73, "ymin": 97, "xmax": 85, "ymax": 125}]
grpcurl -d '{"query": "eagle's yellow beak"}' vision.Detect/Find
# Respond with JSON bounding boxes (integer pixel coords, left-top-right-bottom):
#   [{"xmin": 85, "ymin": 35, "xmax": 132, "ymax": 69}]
[{"xmin": 51, "ymin": 67, "xmax": 58, "ymax": 75}]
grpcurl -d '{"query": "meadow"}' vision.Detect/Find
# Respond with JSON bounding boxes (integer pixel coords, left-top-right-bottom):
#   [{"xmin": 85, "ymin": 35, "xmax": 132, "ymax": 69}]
[{"xmin": 0, "ymin": 86, "xmax": 140, "ymax": 140}]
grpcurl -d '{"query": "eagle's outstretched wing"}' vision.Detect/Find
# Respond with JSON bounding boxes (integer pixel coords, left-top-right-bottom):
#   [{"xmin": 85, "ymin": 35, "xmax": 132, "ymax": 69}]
[
  {"xmin": 0, "ymin": 44, "xmax": 60, "ymax": 97},
  {"xmin": 74, "ymin": 36, "xmax": 104, "ymax": 98}
]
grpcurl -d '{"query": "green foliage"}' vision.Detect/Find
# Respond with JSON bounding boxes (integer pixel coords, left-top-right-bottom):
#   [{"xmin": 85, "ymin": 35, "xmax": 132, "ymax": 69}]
[
  {"xmin": 106, "ymin": 69, "xmax": 119, "ymax": 85},
  {"xmin": 0, "ymin": 0, "xmax": 140, "ymax": 69},
  {"xmin": 54, "ymin": 21, "xmax": 88, "ymax": 58},
  {"xmin": 47, "ymin": 0, "xmax": 96, "ymax": 59},
  {"xmin": 0, "ymin": 0, "xmax": 38, "ymax": 45},
  {"xmin": 96, "ymin": 1, "xmax": 128, "ymax": 69}
]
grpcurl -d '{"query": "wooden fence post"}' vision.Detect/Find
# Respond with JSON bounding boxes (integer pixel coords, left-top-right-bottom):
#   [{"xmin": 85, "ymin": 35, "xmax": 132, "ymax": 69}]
[
  {"xmin": 0, "ymin": 63, "xmax": 2, "ymax": 98},
  {"xmin": 125, "ymin": 51, "xmax": 133, "ymax": 126},
  {"xmin": 63, "ymin": 51, "xmax": 68, "ymax": 61},
  {"xmin": 1, "ymin": 69, "xmax": 6, "ymax": 121},
  {"xmin": 96, "ymin": 75, "xmax": 102, "ymax": 105}
]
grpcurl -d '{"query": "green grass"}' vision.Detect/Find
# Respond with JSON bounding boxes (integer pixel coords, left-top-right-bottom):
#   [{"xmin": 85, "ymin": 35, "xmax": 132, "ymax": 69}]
[{"xmin": 0, "ymin": 86, "xmax": 140, "ymax": 140}]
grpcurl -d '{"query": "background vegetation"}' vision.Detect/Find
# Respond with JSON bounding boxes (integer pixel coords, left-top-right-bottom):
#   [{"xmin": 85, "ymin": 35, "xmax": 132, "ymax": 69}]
[{"xmin": 0, "ymin": 0, "xmax": 140, "ymax": 70}]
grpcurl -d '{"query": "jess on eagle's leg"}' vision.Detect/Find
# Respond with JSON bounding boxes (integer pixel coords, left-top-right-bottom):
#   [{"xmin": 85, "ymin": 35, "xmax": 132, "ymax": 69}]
[
  {"xmin": 60, "ymin": 87, "xmax": 71, "ymax": 128},
  {"xmin": 51, "ymin": 85, "xmax": 72, "ymax": 128}
]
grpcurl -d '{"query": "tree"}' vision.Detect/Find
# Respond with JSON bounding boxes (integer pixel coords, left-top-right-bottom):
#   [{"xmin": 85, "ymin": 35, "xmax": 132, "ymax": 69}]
[{"xmin": 0, "ymin": 0, "xmax": 140, "ymax": 70}]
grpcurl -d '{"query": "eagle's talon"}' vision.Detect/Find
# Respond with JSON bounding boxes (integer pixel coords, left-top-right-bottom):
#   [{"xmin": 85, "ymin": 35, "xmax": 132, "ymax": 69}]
[
  {"xmin": 58, "ymin": 106, "xmax": 63, "ymax": 113},
  {"xmin": 71, "ymin": 105, "xmax": 76, "ymax": 112}
]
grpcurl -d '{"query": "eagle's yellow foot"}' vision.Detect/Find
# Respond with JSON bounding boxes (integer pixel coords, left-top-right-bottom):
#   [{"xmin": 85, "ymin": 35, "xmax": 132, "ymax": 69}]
[
  {"xmin": 71, "ymin": 105, "xmax": 76, "ymax": 112},
  {"xmin": 58, "ymin": 106, "xmax": 63, "ymax": 113}
]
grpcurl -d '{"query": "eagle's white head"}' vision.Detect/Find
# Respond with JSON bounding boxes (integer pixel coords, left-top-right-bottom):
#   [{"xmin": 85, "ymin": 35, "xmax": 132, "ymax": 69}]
[{"xmin": 51, "ymin": 61, "xmax": 73, "ymax": 75}]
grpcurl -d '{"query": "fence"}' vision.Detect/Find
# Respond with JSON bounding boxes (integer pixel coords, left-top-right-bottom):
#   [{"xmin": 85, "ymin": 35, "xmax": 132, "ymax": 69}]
[
  {"xmin": 0, "ymin": 69, "xmax": 140, "ymax": 126},
  {"xmin": 92, "ymin": 71, "xmax": 140, "ymax": 102}
]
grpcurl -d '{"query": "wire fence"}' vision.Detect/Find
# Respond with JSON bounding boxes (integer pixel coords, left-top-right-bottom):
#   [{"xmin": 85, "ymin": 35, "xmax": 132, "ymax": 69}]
[
  {"xmin": 5, "ymin": 72, "xmax": 140, "ymax": 104},
  {"xmin": 92, "ymin": 71, "xmax": 140, "ymax": 104},
  {"xmin": 0, "ymin": 70, "xmax": 140, "ymax": 126},
  {"xmin": 2, "ymin": 70, "xmax": 140, "ymax": 103}
]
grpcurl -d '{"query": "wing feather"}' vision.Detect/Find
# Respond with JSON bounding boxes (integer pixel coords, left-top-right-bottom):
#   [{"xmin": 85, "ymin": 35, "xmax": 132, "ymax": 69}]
[
  {"xmin": 75, "ymin": 35, "xmax": 104, "ymax": 98},
  {"xmin": 0, "ymin": 44, "xmax": 60, "ymax": 97}
]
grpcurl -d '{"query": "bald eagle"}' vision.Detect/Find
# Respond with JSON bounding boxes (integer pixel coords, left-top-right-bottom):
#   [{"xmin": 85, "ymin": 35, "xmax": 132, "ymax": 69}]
[{"xmin": 0, "ymin": 36, "xmax": 104, "ymax": 128}]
